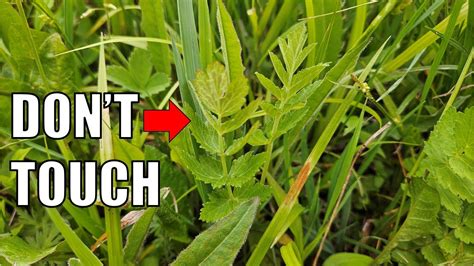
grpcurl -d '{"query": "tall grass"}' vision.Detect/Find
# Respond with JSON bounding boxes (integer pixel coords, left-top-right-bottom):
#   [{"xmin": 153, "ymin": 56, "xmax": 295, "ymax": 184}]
[{"xmin": 0, "ymin": 0, "xmax": 472, "ymax": 265}]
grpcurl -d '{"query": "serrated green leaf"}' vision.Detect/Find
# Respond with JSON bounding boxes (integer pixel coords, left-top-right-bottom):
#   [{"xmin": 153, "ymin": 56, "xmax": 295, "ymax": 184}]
[
  {"xmin": 172, "ymin": 198, "xmax": 259, "ymax": 265},
  {"xmin": 278, "ymin": 23, "xmax": 307, "ymax": 74},
  {"xmin": 290, "ymin": 64, "xmax": 327, "ymax": 94},
  {"xmin": 0, "ymin": 234, "xmax": 56, "ymax": 265},
  {"xmin": 248, "ymin": 129, "xmax": 269, "ymax": 146},
  {"xmin": 425, "ymin": 107, "xmax": 474, "ymax": 203},
  {"xmin": 269, "ymin": 52, "xmax": 288, "ymax": 87},
  {"xmin": 255, "ymin": 72, "xmax": 282, "ymax": 100},
  {"xmin": 178, "ymin": 150, "xmax": 224, "ymax": 188},
  {"xmin": 439, "ymin": 233, "xmax": 460, "ymax": 255},
  {"xmin": 140, "ymin": 0, "xmax": 170, "ymax": 75},
  {"xmin": 145, "ymin": 72, "xmax": 170, "ymax": 96},
  {"xmin": 464, "ymin": 205, "xmax": 474, "ymax": 229},
  {"xmin": 431, "ymin": 182, "xmax": 463, "ymax": 214},
  {"xmin": 193, "ymin": 62, "xmax": 248, "ymax": 118},
  {"xmin": 421, "ymin": 243, "xmax": 446, "ymax": 265},
  {"xmin": 200, "ymin": 182, "xmax": 271, "ymax": 222},
  {"xmin": 108, "ymin": 48, "xmax": 169, "ymax": 96},
  {"xmin": 228, "ymin": 152, "xmax": 266, "ymax": 186},
  {"xmin": 187, "ymin": 107, "xmax": 220, "ymax": 154},
  {"xmin": 376, "ymin": 181, "xmax": 441, "ymax": 263},
  {"xmin": 129, "ymin": 48, "xmax": 153, "ymax": 88},
  {"xmin": 107, "ymin": 65, "xmax": 136, "ymax": 91},
  {"xmin": 200, "ymin": 189, "xmax": 239, "ymax": 222},
  {"xmin": 221, "ymin": 100, "xmax": 260, "ymax": 134},
  {"xmin": 455, "ymin": 226, "xmax": 474, "ymax": 244},
  {"xmin": 276, "ymin": 107, "xmax": 307, "ymax": 138},
  {"xmin": 441, "ymin": 210, "xmax": 462, "ymax": 229},
  {"xmin": 225, "ymin": 122, "xmax": 261, "ymax": 156}
]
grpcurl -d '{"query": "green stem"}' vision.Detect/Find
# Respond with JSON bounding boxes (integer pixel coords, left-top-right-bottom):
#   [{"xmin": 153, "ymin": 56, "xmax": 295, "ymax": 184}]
[
  {"xmin": 218, "ymin": 116, "xmax": 233, "ymax": 198},
  {"xmin": 260, "ymin": 113, "xmax": 281, "ymax": 184},
  {"xmin": 443, "ymin": 48, "xmax": 474, "ymax": 115}
]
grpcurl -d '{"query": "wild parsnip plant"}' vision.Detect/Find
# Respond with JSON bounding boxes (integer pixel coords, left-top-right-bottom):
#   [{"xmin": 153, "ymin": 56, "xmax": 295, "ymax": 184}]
[{"xmin": 0, "ymin": 0, "xmax": 473, "ymax": 265}]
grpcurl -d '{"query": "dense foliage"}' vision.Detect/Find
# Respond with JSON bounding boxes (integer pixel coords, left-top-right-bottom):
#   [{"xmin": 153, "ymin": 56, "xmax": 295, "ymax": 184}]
[{"xmin": 0, "ymin": 0, "xmax": 473, "ymax": 265}]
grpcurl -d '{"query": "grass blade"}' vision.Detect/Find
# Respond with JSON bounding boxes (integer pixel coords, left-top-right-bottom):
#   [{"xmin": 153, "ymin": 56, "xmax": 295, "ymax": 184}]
[
  {"xmin": 46, "ymin": 208, "xmax": 102, "ymax": 266},
  {"xmin": 417, "ymin": 0, "xmax": 464, "ymax": 116},
  {"xmin": 198, "ymin": 0, "xmax": 214, "ymax": 68},
  {"xmin": 98, "ymin": 34, "xmax": 124, "ymax": 266},
  {"xmin": 177, "ymin": 0, "xmax": 201, "ymax": 80},
  {"xmin": 216, "ymin": 0, "xmax": 245, "ymax": 80},
  {"xmin": 383, "ymin": 3, "xmax": 469, "ymax": 72}
]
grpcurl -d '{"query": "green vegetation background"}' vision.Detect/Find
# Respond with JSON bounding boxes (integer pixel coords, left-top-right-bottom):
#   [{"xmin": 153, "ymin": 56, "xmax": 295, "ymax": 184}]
[{"xmin": 0, "ymin": 0, "xmax": 473, "ymax": 265}]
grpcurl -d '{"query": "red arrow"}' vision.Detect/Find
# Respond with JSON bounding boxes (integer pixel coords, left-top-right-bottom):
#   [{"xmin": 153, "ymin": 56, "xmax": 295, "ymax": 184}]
[{"xmin": 143, "ymin": 101, "xmax": 190, "ymax": 141}]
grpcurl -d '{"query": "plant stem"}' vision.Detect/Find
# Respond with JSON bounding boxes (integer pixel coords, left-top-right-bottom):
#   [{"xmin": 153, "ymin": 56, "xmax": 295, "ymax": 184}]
[
  {"xmin": 260, "ymin": 113, "xmax": 281, "ymax": 184},
  {"xmin": 218, "ymin": 116, "xmax": 233, "ymax": 198},
  {"xmin": 443, "ymin": 48, "xmax": 474, "ymax": 115}
]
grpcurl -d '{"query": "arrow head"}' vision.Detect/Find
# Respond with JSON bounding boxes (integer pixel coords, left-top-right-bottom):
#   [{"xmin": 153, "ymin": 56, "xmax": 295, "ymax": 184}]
[
  {"xmin": 143, "ymin": 101, "xmax": 190, "ymax": 142},
  {"xmin": 167, "ymin": 101, "xmax": 190, "ymax": 141}
]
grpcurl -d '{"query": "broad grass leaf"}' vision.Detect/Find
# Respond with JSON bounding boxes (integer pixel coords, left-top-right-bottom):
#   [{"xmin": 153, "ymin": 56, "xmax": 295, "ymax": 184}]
[
  {"xmin": 172, "ymin": 198, "xmax": 259, "ymax": 265},
  {"xmin": 323, "ymin": 253, "xmax": 374, "ymax": 266},
  {"xmin": 198, "ymin": 0, "xmax": 214, "ymax": 68},
  {"xmin": 177, "ymin": 0, "xmax": 201, "ymax": 80},
  {"xmin": 124, "ymin": 207, "xmax": 157, "ymax": 263},
  {"xmin": 280, "ymin": 241, "xmax": 302, "ymax": 265},
  {"xmin": 0, "ymin": 234, "xmax": 56, "ymax": 265},
  {"xmin": 216, "ymin": 0, "xmax": 245, "ymax": 81}
]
